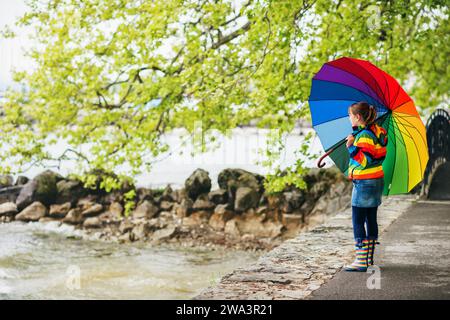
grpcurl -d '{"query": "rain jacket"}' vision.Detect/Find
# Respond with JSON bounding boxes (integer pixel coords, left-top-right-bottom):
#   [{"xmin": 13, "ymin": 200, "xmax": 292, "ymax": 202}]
[{"xmin": 347, "ymin": 123, "xmax": 388, "ymax": 180}]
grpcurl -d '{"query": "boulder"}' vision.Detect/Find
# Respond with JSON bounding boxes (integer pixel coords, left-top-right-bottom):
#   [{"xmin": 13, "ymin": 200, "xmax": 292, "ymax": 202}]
[
  {"xmin": 235, "ymin": 210, "xmax": 284, "ymax": 238},
  {"xmin": 81, "ymin": 203, "xmax": 103, "ymax": 218},
  {"xmin": 280, "ymin": 190, "xmax": 305, "ymax": 213},
  {"xmin": 16, "ymin": 170, "xmax": 60, "ymax": 210},
  {"xmin": 132, "ymin": 200, "xmax": 159, "ymax": 219},
  {"xmin": 192, "ymin": 193, "xmax": 215, "ymax": 211},
  {"xmin": 234, "ymin": 187, "xmax": 260, "ymax": 212},
  {"xmin": 136, "ymin": 187, "xmax": 153, "ymax": 203},
  {"xmin": 63, "ymin": 208, "xmax": 84, "ymax": 224},
  {"xmin": 151, "ymin": 225, "xmax": 178, "ymax": 242},
  {"xmin": 218, "ymin": 168, "xmax": 264, "ymax": 193},
  {"xmin": 208, "ymin": 189, "xmax": 228, "ymax": 204},
  {"xmin": 224, "ymin": 219, "xmax": 241, "ymax": 237},
  {"xmin": 15, "ymin": 176, "xmax": 29, "ymax": 186},
  {"xmin": 118, "ymin": 219, "xmax": 134, "ymax": 234},
  {"xmin": 49, "ymin": 202, "xmax": 71, "ymax": 218},
  {"xmin": 0, "ymin": 185, "xmax": 22, "ymax": 204},
  {"xmin": 130, "ymin": 223, "xmax": 150, "ymax": 241},
  {"xmin": 209, "ymin": 208, "xmax": 234, "ymax": 231},
  {"xmin": 83, "ymin": 217, "xmax": 102, "ymax": 228},
  {"xmin": 160, "ymin": 200, "xmax": 174, "ymax": 211},
  {"xmin": 16, "ymin": 201, "xmax": 48, "ymax": 222},
  {"xmin": 0, "ymin": 202, "xmax": 18, "ymax": 217},
  {"xmin": 56, "ymin": 179, "xmax": 87, "ymax": 205},
  {"xmin": 182, "ymin": 210, "xmax": 211, "ymax": 227},
  {"xmin": 0, "ymin": 175, "xmax": 14, "ymax": 188},
  {"xmin": 161, "ymin": 184, "xmax": 174, "ymax": 202},
  {"xmin": 172, "ymin": 197, "xmax": 193, "ymax": 218},
  {"xmin": 109, "ymin": 202, "xmax": 124, "ymax": 217},
  {"xmin": 184, "ymin": 169, "xmax": 211, "ymax": 200}
]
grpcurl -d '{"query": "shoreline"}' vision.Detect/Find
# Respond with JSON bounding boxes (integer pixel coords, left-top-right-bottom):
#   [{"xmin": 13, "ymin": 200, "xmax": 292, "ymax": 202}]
[{"xmin": 0, "ymin": 166, "xmax": 352, "ymax": 252}]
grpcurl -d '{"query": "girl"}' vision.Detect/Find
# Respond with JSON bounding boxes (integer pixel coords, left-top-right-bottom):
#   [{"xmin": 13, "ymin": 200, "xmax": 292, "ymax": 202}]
[{"xmin": 344, "ymin": 101, "xmax": 388, "ymax": 272}]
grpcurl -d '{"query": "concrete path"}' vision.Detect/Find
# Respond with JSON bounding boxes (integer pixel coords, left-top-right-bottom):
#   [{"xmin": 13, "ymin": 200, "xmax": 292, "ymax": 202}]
[{"xmin": 309, "ymin": 200, "xmax": 450, "ymax": 300}]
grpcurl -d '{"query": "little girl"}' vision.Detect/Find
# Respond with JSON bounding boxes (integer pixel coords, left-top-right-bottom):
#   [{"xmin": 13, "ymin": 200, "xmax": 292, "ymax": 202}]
[{"xmin": 344, "ymin": 101, "xmax": 388, "ymax": 272}]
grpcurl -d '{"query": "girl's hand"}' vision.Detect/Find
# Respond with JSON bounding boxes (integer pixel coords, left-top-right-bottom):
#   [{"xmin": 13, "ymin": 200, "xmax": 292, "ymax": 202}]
[{"xmin": 346, "ymin": 134, "xmax": 355, "ymax": 147}]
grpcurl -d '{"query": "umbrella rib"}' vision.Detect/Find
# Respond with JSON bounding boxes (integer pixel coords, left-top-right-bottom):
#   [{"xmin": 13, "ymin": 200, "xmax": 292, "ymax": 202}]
[
  {"xmin": 387, "ymin": 71, "xmax": 402, "ymax": 109},
  {"xmin": 311, "ymin": 78, "xmax": 386, "ymax": 109},
  {"xmin": 342, "ymin": 59, "xmax": 389, "ymax": 107},
  {"xmin": 326, "ymin": 61, "xmax": 388, "ymax": 107},
  {"xmin": 394, "ymin": 116, "xmax": 425, "ymax": 189},
  {"xmin": 387, "ymin": 114, "xmax": 400, "ymax": 195},
  {"xmin": 393, "ymin": 113, "xmax": 428, "ymax": 149},
  {"xmin": 377, "ymin": 64, "xmax": 392, "ymax": 109}
]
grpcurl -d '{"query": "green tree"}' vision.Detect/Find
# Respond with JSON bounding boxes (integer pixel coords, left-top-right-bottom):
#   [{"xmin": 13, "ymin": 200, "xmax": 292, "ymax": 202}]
[{"xmin": 0, "ymin": 0, "xmax": 448, "ymax": 198}]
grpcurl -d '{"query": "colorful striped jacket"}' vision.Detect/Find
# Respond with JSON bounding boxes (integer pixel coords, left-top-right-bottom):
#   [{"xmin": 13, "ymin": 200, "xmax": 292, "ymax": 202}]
[{"xmin": 347, "ymin": 123, "xmax": 388, "ymax": 180}]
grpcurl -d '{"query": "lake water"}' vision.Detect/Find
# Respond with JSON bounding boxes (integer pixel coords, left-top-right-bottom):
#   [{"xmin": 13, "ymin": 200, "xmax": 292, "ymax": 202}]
[{"xmin": 0, "ymin": 221, "xmax": 261, "ymax": 299}]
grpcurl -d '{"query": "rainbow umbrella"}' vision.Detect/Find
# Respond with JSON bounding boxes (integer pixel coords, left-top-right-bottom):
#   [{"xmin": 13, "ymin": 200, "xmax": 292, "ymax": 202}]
[{"xmin": 308, "ymin": 57, "xmax": 429, "ymax": 195}]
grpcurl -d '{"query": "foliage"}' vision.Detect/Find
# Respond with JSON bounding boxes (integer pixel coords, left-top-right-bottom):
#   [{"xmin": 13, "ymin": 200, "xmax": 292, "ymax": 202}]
[{"xmin": 0, "ymin": 0, "xmax": 448, "ymax": 196}]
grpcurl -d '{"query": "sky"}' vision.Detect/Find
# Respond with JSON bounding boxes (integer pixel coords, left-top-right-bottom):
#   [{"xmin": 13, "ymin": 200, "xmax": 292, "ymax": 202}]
[{"xmin": 0, "ymin": 0, "xmax": 30, "ymax": 91}]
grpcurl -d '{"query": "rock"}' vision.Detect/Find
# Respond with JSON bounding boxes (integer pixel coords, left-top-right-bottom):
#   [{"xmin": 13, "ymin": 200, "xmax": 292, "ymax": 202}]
[
  {"xmin": 185, "ymin": 169, "xmax": 211, "ymax": 200},
  {"xmin": 109, "ymin": 202, "xmax": 124, "ymax": 218},
  {"xmin": 81, "ymin": 203, "xmax": 103, "ymax": 218},
  {"xmin": 118, "ymin": 232, "xmax": 131, "ymax": 243},
  {"xmin": 118, "ymin": 220, "xmax": 134, "ymax": 234},
  {"xmin": 234, "ymin": 187, "xmax": 260, "ymax": 212},
  {"xmin": 224, "ymin": 219, "xmax": 241, "ymax": 237},
  {"xmin": 15, "ymin": 170, "xmax": 61, "ymax": 210},
  {"xmin": 160, "ymin": 200, "xmax": 174, "ymax": 211},
  {"xmin": 130, "ymin": 223, "xmax": 149, "ymax": 241},
  {"xmin": 101, "ymin": 190, "xmax": 124, "ymax": 205},
  {"xmin": 0, "ymin": 185, "xmax": 22, "ymax": 204},
  {"xmin": 0, "ymin": 175, "xmax": 14, "ymax": 188},
  {"xmin": 281, "ymin": 190, "xmax": 305, "ymax": 213},
  {"xmin": 0, "ymin": 202, "xmax": 18, "ymax": 217},
  {"xmin": 49, "ymin": 202, "xmax": 71, "ymax": 218},
  {"xmin": 208, "ymin": 189, "xmax": 228, "ymax": 204},
  {"xmin": 182, "ymin": 210, "xmax": 211, "ymax": 227},
  {"xmin": 83, "ymin": 217, "xmax": 102, "ymax": 228},
  {"xmin": 63, "ymin": 208, "xmax": 84, "ymax": 225},
  {"xmin": 235, "ymin": 210, "xmax": 284, "ymax": 238},
  {"xmin": 283, "ymin": 213, "xmax": 304, "ymax": 229},
  {"xmin": 15, "ymin": 180, "xmax": 38, "ymax": 211},
  {"xmin": 136, "ymin": 187, "xmax": 153, "ymax": 203},
  {"xmin": 15, "ymin": 176, "xmax": 29, "ymax": 186},
  {"xmin": 171, "ymin": 188, "xmax": 186, "ymax": 203},
  {"xmin": 218, "ymin": 168, "xmax": 262, "ymax": 191},
  {"xmin": 161, "ymin": 184, "xmax": 174, "ymax": 202},
  {"xmin": 173, "ymin": 198, "xmax": 193, "ymax": 218},
  {"xmin": 16, "ymin": 201, "xmax": 48, "ymax": 222},
  {"xmin": 192, "ymin": 194, "xmax": 215, "ymax": 211},
  {"xmin": 209, "ymin": 209, "xmax": 234, "ymax": 231},
  {"xmin": 151, "ymin": 225, "xmax": 178, "ymax": 242},
  {"xmin": 77, "ymin": 196, "xmax": 99, "ymax": 211},
  {"xmin": 132, "ymin": 200, "xmax": 159, "ymax": 219},
  {"xmin": 56, "ymin": 179, "xmax": 87, "ymax": 205}
]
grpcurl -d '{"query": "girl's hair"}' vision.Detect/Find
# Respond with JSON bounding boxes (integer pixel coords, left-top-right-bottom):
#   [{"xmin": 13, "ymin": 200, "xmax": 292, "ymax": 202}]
[{"xmin": 349, "ymin": 101, "xmax": 377, "ymax": 125}]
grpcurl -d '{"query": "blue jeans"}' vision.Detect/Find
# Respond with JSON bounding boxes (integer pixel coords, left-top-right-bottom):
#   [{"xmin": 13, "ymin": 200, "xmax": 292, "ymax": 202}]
[{"xmin": 352, "ymin": 206, "xmax": 379, "ymax": 246}]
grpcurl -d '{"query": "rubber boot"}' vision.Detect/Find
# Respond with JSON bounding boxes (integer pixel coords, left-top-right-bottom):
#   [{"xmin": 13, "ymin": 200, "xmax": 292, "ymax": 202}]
[
  {"xmin": 367, "ymin": 239, "xmax": 380, "ymax": 266},
  {"xmin": 344, "ymin": 239, "xmax": 369, "ymax": 272}
]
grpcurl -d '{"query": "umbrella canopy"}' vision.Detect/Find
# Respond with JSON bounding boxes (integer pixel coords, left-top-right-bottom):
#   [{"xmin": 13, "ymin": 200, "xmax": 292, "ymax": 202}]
[{"xmin": 308, "ymin": 57, "xmax": 429, "ymax": 195}]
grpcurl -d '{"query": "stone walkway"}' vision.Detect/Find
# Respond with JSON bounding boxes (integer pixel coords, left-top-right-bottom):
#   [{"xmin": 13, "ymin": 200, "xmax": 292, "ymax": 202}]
[
  {"xmin": 309, "ymin": 200, "xmax": 450, "ymax": 299},
  {"xmin": 194, "ymin": 194, "xmax": 417, "ymax": 300}
]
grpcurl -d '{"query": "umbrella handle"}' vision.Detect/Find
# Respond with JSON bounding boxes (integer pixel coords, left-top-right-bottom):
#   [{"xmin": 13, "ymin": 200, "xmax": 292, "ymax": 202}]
[{"xmin": 317, "ymin": 148, "xmax": 334, "ymax": 168}]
